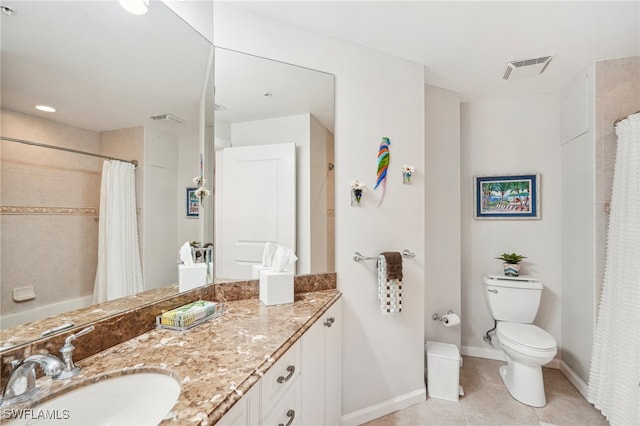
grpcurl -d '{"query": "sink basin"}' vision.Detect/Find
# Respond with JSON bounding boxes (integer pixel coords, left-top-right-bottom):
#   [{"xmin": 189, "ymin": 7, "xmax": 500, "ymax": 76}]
[{"xmin": 5, "ymin": 372, "xmax": 180, "ymax": 426}]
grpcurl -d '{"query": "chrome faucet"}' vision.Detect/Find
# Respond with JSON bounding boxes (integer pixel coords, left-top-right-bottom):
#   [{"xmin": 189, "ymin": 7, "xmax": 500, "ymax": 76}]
[
  {"xmin": 1, "ymin": 354, "xmax": 64, "ymax": 406},
  {"xmin": 53, "ymin": 325, "xmax": 95, "ymax": 380}
]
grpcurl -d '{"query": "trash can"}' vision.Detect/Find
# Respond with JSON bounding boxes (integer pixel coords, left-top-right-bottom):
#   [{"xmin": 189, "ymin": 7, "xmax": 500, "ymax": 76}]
[{"xmin": 426, "ymin": 341, "xmax": 461, "ymax": 401}]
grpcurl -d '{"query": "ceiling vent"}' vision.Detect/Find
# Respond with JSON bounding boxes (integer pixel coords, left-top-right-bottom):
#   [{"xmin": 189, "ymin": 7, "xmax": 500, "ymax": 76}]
[
  {"xmin": 503, "ymin": 56, "xmax": 553, "ymax": 80},
  {"xmin": 150, "ymin": 113, "xmax": 184, "ymax": 124}
]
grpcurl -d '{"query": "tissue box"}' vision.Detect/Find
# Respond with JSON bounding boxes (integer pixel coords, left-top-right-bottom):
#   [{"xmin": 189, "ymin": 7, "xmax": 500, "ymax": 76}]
[
  {"xmin": 259, "ymin": 270, "xmax": 294, "ymax": 305},
  {"xmin": 179, "ymin": 263, "xmax": 208, "ymax": 293}
]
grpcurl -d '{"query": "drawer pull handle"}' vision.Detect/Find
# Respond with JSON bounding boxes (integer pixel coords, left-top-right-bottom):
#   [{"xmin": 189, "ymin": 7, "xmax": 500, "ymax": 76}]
[
  {"xmin": 277, "ymin": 365, "xmax": 295, "ymax": 383},
  {"xmin": 324, "ymin": 316, "xmax": 336, "ymax": 327},
  {"xmin": 278, "ymin": 409, "xmax": 295, "ymax": 426},
  {"xmin": 487, "ymin": 289, "xmax": 498, "ymax": 294}
]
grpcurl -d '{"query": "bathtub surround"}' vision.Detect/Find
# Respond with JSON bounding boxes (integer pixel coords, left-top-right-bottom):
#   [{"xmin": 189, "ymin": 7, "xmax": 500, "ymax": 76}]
[{"xmin": 0, "ymin": 109, "xmax": 102, "ymax": 324}]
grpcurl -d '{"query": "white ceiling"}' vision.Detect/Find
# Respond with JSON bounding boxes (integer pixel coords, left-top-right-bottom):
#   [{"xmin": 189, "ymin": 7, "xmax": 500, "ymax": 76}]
[
  {"xmin": 214, "ymin": 47, "xmax": 335, "ymax": 131},
  {"xmin": 227, "ymin": 1, "xmax": 640, "ymax": 102},
  {"xmin": 3, "ymin": 1, "xmax": 637, "ymax": 136},
  {"xmin": 1, "ymin": 1, "xmax": 212, "ymax": 134},
  {"xmin": 0, "ymin": 1, "xmax": 334, "ymax": 135}
]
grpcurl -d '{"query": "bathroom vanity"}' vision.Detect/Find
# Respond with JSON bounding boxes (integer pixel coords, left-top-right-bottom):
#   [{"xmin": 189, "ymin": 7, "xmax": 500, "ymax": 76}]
[{"xmin": 0, "ymin": 275, "xmax": 341, "ymax": 425}]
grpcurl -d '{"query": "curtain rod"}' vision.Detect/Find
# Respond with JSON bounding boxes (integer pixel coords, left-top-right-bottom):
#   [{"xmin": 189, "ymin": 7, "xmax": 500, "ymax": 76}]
[
  {"xmin": 613, "ymin": 110, "xmax": 640, "ymax": 127},
  {"xmin": 1, "ymin": 136, "xmax": 138, "ymax": 166}
]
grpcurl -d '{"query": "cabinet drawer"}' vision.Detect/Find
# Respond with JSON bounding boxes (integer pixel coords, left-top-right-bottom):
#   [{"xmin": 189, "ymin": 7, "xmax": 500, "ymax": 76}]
[
  {"xmin": 261, "ymin": 340, "xmax": 301, "ymax": 410},
  {"xmin": 261, "ymin": 376, "xmax": 301, "ymax": 426}
]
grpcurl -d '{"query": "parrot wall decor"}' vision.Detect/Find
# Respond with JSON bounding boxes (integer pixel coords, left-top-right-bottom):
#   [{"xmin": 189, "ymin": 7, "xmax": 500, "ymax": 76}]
[{"xmin": 374, "ymin": 137, "xmax": 391, "ymax": 206}]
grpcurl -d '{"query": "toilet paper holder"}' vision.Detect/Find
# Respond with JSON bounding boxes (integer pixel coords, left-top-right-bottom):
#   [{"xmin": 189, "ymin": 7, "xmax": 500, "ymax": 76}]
[{"xmin": 432, "ymin": 310, "xmax": 456, "ymax": 322}]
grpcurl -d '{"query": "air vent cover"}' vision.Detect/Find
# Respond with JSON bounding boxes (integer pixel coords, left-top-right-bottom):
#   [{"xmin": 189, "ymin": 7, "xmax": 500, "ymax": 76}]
[
  {"xmin": 150, "ymin": 113, "xmax": 184, "ymax": 124},
  {"xmin": 503, "ymin": 56, "xmax": 553, "ymax": 80}
]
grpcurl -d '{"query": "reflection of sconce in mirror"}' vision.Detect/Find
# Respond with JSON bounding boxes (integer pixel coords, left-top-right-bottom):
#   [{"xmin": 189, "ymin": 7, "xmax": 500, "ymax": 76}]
[
  {"xmin": 119, "ymin": 0, "xmax": 149, "ymax": 15},
  {"xmin": 350, "ymin": 180, "xmax": 367, "ymax": 207},
  {"xmin": 1, "ymin": 5, "xmax": 17, "ymax": 16}
]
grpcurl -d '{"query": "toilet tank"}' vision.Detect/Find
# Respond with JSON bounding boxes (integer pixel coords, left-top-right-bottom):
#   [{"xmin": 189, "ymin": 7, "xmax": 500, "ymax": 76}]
[{"xmin": 483, "ymin": 274, "xmax": 543, "ymax": 323}]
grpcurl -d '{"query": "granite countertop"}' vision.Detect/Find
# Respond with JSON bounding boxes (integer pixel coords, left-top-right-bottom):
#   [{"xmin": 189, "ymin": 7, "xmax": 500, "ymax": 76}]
[{"xmin": 13, "ymin": 289, "xmax": 341, "ymax": 425}]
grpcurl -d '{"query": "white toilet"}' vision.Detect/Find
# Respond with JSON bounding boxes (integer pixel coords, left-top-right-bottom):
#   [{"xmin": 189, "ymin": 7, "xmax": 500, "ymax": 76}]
[{"xmin": 483, "ymin": 274, "xmax": 557, "ymax": 407}]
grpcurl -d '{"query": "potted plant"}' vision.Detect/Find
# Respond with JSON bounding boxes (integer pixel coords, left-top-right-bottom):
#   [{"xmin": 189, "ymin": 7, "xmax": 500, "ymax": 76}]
[{"xmin": 496, "ymin": 252, "xmax": 526, "ymax": 277}]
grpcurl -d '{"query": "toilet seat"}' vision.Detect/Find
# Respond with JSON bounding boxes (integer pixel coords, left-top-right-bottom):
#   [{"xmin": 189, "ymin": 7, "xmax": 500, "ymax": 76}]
[{"xmin": 497, "ymin": 322, "xmax": 556, "ymax": 353}]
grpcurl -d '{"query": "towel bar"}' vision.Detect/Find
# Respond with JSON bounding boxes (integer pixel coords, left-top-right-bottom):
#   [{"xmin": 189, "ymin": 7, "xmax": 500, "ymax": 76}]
[{"xmin": 353, "ymin": 249, "xmax": 415, "ymax": 262}]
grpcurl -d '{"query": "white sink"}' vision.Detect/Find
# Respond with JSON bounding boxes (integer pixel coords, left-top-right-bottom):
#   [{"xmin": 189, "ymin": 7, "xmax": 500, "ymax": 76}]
[{"xmin": 5, "ymin": 372, "xmax": 180, "ymax": 426}]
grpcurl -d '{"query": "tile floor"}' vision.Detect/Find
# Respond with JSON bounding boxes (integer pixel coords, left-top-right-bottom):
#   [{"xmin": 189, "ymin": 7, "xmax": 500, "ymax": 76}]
[{"xmin": 363, "ymin": 356, "xmax": 608, "ymax": 426}]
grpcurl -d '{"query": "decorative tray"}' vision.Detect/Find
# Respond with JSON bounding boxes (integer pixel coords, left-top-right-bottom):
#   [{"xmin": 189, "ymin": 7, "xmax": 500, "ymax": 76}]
[{"xmin": 156, "ymin": 301, "xmax": 226, "ymax": 332}]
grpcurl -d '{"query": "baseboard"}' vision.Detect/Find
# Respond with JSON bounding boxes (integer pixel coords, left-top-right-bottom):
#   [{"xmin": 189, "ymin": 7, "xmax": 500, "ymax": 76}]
[
  {"xmin": 461, "ymin": 345, "xmax": 561, "ymax": 369},
  {"xmin": 559, "ymin": 360, "xmax": 589, "ymax": 400},
  {"xmin": 341, "ymin": 388, "xmax": 426, "ymax": 426},
  {"xmin": 461, "ymin": 345, "xmax": 506, "ymax": 361}
]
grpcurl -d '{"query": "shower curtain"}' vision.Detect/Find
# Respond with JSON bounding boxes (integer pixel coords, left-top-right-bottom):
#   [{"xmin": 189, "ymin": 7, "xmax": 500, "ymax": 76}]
[
  {"xmin": 588, "ymin": 113, "xmax": 640, "ymax": 425},
  {"xmin": 93, "ymin": 160, "xmax": 144, "ymax": 303}
]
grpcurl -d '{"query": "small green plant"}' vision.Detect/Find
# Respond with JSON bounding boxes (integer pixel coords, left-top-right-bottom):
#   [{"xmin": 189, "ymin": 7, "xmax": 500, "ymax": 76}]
[{"xmin": 495, "ymin": 252, "xmax": 526, "ymax": 264}]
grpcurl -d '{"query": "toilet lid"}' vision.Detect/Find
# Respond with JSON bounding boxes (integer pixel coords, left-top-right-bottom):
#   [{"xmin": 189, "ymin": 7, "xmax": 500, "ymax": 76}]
[{"xmin": 497, "ymin": 322, "xmax": 556, "ymax": 351}]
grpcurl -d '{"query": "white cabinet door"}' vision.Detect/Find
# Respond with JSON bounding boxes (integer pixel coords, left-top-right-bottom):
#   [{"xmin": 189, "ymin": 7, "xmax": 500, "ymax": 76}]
[
  {"xmin": 301, "ymin": 299, "xmax": 342, "ymax": 426},
  {"xmin": 324, "ymin": 300, "xmax": 342, "ymax": 425}
]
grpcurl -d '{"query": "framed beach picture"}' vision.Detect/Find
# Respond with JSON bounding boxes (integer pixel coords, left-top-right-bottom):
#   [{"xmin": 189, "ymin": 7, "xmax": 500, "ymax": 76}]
[
  {"xmin": 186, "ymin": 187, "xmax": 199, "ymax": 218},
  {"xmin": 474, "ymin": 174, "xmax": 540, "ymax": 219}
]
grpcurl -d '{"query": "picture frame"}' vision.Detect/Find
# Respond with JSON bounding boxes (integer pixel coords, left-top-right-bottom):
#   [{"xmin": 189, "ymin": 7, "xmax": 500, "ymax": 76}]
[
  {"xmin": 186, "ymin": 187, "xmax": 199, "ymax": 218},
  {"xmin": 474, "ymin": 174, "xmax": 540, "ymax": 219}
]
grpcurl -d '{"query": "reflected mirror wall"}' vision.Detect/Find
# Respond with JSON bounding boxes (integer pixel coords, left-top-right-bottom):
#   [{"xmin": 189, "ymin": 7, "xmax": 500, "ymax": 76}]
[
  {"xmin": 1, "ymin": 0, "xmax": 212, "ymax": 341},
  {"xmin": 213, "ymin": 47, "xmax": 335, "ymax": 280},
  {"xmin": 0, "ymin": 2, "xmax": 335, "ymax": 349}
]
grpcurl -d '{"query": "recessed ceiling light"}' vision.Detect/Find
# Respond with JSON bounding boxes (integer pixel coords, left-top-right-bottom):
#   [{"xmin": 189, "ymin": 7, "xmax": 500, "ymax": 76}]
[
  {"xmin": 119, "ymin": 0, "xmax": 149, "ymax": 15},
  {"xmin": 35, "ymin": 105, "xmax": 56, "ymax": 113}
]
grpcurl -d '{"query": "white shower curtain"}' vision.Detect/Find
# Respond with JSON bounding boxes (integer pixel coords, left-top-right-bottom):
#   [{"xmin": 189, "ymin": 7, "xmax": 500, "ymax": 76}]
[
  {"xmin": 93, "ymin": 160, "xmax": 144, "ymax": 303},
  {"xmin": 588, "ymin": 113, "xmax": 640, "ymax": 425}
]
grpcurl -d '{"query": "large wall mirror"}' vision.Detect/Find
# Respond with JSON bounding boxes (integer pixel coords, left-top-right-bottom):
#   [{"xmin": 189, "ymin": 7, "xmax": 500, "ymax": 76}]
[
  {"xmin": 0, "ymin": 1, "xmax": 335, "ymax": 350},
  {"xmin": 213, "ymin": 47, "xmax": 335, "ymax": 280}
]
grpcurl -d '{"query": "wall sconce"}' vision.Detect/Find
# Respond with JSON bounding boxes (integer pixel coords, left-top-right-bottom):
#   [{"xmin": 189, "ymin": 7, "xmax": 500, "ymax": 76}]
[{"xmin": 119, "ymin": 0, "xmax": 149, "ymax": 15}]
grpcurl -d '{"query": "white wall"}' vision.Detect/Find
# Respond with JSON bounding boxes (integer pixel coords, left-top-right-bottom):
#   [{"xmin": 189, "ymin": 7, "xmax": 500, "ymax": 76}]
[
  {"xmin": 460, "ymin": 94, "xmax": 563, "ymax": 361},
  {"xmin": 424, "ymin": 84, "xmax": 462, "ymax": 348},
  {"xmin": 559, "ymin": 67, "xmax": 595, "ymax": 391},
  {"xmin": 143, "ymin": 127, "xmax": 179, "ymax": 290},
  {"xmin": 309, "ymin": 115, "xmax": 332, "ymax": 273},
  {"xmin": 211, "ymin": 5, "xmax": 426, "ymax": 423},
  {"xmin": 177, "ymin": 130, "xmax": 201, "ymax": 246}
]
